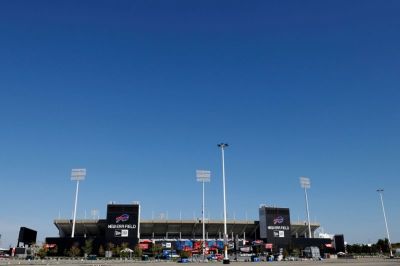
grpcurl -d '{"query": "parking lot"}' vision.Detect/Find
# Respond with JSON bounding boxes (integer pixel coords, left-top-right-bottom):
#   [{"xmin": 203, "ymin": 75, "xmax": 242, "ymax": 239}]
[{"xmin": 0, "ymin": 257, "xmax": 399, "ymax": 266}]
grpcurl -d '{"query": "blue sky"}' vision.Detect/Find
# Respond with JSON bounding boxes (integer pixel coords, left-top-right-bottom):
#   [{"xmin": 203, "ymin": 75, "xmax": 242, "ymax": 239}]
[{"xmin": 1, "ymin": 0, "xmax": 400, "ymax": 247}]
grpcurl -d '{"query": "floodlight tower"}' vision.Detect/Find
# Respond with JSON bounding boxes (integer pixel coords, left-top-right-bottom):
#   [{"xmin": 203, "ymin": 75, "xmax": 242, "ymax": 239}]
[
  {"xmin": 217, "ymin": 143, "xmax": 230, "ymax": 264},
  {"xmin": 300, "ymin": 176, "xmax": 312, "ymax": 238},
  {"xmin": 377, "ymin": 189, "xmax": 393, "ymax": 258},
  {"xmin": 196, "ymin": 170, "xmax": 211, "ymax": 262},
  {"xmin": 91, "ymin": 209, "xmax": 99, "ymax": 220},
  {"xmin": 71, "ymin": 168, "xmax": 86, "ymax": 238}
]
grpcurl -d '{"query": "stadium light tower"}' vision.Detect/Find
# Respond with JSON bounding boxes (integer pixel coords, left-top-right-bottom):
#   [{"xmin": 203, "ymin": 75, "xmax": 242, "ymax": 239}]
[
  {"xmin": 71, "ymin": 168, "xmax": 86, "ymax": 238},
  {"xmin": 91, "ymin": 209, "xmax": 99, "ymax": 220},
  {"xmin": 217, "ymin": 143, "xmax": 230, "ymax": 264},
  {"xmin": 377, "ymin": 189, "xmax": 393, "ymax": 258},
  {"xmin": 196, "ymin": 170, "xmax": 211, "ymax": 262},
  {"xmin": 300, "ymin": 176, "xmax": 312, "ymax": 238}
]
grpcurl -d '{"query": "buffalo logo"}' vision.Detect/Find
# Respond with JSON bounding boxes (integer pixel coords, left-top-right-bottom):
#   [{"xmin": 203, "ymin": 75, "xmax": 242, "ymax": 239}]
[
  {"xmin": 116, "ymin": 214, "xmax": 129, "ymax": 223},
  {"xmin": 273, "ymin": 216, "xmax": 284, "ymax": 225}
]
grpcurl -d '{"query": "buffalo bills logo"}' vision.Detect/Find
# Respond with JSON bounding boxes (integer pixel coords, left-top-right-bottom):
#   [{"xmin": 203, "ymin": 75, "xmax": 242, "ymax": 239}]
[
  {"xmin": 273, "ymin": 216, "xmax": 284, "ymax": 224},
  {"xmin": 116, "ymin": 214, "xmax": 129, "ymax": 223}
]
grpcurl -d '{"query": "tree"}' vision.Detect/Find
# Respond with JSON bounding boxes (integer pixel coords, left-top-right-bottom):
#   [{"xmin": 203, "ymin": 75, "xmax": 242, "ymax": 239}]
[
  {"xmin": 179, "ymin": 250, "xmax": 191, "ymax": 259},
  {"xmin": 134, "ymin": 244, "xmax": 143, "ymax": 258},
  {"xmin": 30, "ymin": 243, "xmax": 41, "ymax": 258},
  {"xmin": 36, "ymin": 247, "xmax": 47, "ymax": 259},
  {"xmin": 83, "ymin": 239, "xmax": 93, "ymax": 257},
  {"xmin": 106, "ymin": 242, "xmax": 115, "ymax": 251},
  {"xmin": 361, "ymin": 244, "xmax": 370, "ymax": 254},
  {"xmin": 120, "ymin": 243, "xmax": 130, "ymax": 258},
  {"xmin": 290, "ymin": 248, "xmax": 300, "ymax": 257},
  {"xmin": 69, "ymin": 246, "xmax": 81, "ymax": 257},
  {"xmin": 370, "ymin": 244, "xmax": 378, "ymax": 254},
  {"xmin": 112, "ymin": 245, "xmax": 121, "ymax": 257},
  {"xmin": 98, "ymin": 245, "xmax": 105, "ymax": 257},
  {"xmin": 151, "ymin": 243, "xmax": 162, "ymax": 258},
  {"xmin": 282, "ymin": 249, "xmax": 289, "ymax": 258},
  {"xmin": 377, "ymin": 238, "xmax": 390, "ymax": 254},
  {"xmin": 253, "ymin": 245, "xmax": 263, "ymax": 256}
]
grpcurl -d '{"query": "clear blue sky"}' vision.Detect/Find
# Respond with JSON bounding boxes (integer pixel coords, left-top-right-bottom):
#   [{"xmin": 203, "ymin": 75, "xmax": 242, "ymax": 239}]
[{"xmin": 1, "ymin": 0, "xmax": 400, "ymax": 247}]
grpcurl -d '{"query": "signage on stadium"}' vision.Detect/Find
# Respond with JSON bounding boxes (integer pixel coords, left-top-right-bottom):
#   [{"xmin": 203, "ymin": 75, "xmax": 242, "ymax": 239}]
[
  {"xmin": 116, "ymin": 214, "xmax": 130, "ymax": 223},
  {"xmin": 273, "ymin": 231, "xmax": 285, "ymax": 237},
  {"xmin": 105, "ymin": 204, "xmax": 139, "ymax": 245},
  {"xmin": 114, "ymin": 229, "xmax": 129, "ymax": 237},
  {"xmin": 267, "ymin": 225, "xmax": 289, "ymax": 230},
  {"xmin": 273, "ymin": 216, "xmax": 284, "ymax": 224},
  {"xmin": 259, "ymin": 206, "xmax": 291, "ymax": 245},
  {"xmin": 108, "ymin": 224, "xmax": 137, "ymax": 229},
  {"xmin": 108, "ymin": 212, "xmax": 136, "ymax": 229}
]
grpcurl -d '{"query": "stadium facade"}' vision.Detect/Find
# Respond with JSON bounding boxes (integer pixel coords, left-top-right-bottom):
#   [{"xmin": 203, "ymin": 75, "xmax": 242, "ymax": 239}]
[{"xmin": 45, "ymin": 203, "xmax": 344, "ymax": 255}]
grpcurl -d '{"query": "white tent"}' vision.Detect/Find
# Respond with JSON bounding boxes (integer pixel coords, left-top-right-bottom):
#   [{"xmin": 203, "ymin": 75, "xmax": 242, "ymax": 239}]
[{"xmin": 121, "ymin": 248, "xmax": 133, "ymax": 253}]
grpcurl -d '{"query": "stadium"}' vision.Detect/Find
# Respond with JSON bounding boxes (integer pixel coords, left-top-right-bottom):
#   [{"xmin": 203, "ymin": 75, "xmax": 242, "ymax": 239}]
[{"xmin": 45, "ymin": 203, "xmax": 345, "ymax": 257}]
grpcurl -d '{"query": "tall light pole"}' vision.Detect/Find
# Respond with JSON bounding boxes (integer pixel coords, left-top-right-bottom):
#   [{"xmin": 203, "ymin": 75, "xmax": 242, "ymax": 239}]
[
  {"xmin": 71, "ymin": 168, "xmax": 86, "ymax": 238},
  {"xmin": 218, "ymin": 143, "xmax": 230, "ymax": 264},
  {"xmin": 196, "ymin": 170, "xmax": 211, "ymax": 262},
  {"xmin": 300, "ymin": 177, "xmax": 312, "ymax": 238},
  {"xmin": 91, "ymin": 209, "xmax": 99, "ymax": 220},
  {"xmin": 377, "ymin": 189, "xmax": 393, "ymax": 258}
]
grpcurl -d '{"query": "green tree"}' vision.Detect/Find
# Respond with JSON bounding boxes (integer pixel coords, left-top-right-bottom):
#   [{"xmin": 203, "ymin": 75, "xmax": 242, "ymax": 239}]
[
  {"xmin": 69, "ymin": 246, "xmax": 81, "ymax": 258},
  {"xmin": 107, "ymin": 242, "xmax": 115, "ymax": 251},
  {"xmin": 282, "ymin": 249, "xmax": 289, "ymax": 258},
  {"xmin": 98, "ymin": 245, "xmax": 105, "ymax": 257},
  {"xmin": 36, "ymin": 247, "xmax": 47, "ymax": 259},
  {"xmin": 253, "ymin": 245, "xmax": 263, "ymax": 256},
  {"xmin": 120, "ymin": 243, "xmax": 130, "ymax": 258},
  {"xmin": 361, "ymin": 244, "xmax": 370, "ymax": 254},
  {"xmin": 179, "ymin": 250, "xmax": 191, "ymax": 259},
  {"xmin": 83, "ymin": 239, "xmax": 93, "ymax": 257},
  {"xmin": 370, "ymin": 244, "xmax": 378, "ymax": 254},
  {"xmin": 151, "ymin": 244, "xmax": 162, "ymax": 257},
  {"xmin": 69, "ymin": 246, "xmax": 81, "ymax": 257},
  {"xmin": 30, "ymin": 243, "xmax": 41, "ymax": 258},
  {"xmin": 112, "ymin": 245, "xmax": 121, "ymax": 257},
  {"xmin": 376, "ymin": 238, "xmax": 390, "ymax": 254},
  {"xmin": 291, "ymin": 248, "xmax": 300, "ymax": 257},
  {"xmin": 134, "ymin": 244, "xmax": 143, "ymax": 258},
  {"xmin": 353, "ymin": 244, "xmax": 362, "ymax": 254}
]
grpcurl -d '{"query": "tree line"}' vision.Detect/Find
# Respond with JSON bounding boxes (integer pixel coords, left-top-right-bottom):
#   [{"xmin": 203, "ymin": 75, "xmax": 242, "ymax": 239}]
[{"xmin": 346, "ymin": 238, "xmax": 398, "ymax": 255}]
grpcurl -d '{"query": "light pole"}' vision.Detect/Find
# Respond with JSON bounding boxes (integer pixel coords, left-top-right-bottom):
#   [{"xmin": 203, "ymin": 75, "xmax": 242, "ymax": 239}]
[
  {"xmin": 218, "ymin": 143, "xmax": 230, "ymax": 264},
  {"xmin": 300, "ymin": 177, "xmax": 312, "ymax": 238},
  {"xmin": 91, "ymin": 209, "xmax": 99, "ymax": 220},
  {"xmin": 71, "ymin": 168, "xmax": 86, "ymax": 238},
  {"xmin": 196, "ymin": 170, "xmax": 211, "ymax": 262},
  {"xmin": 377, "ymin": 189, "xmax": 393, "ymax": 258}
]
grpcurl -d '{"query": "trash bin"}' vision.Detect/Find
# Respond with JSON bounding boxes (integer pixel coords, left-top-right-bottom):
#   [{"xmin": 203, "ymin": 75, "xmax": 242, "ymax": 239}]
[{"xmin": 142, "ymin": 255, "xmax": 149, "ymax": 261}]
